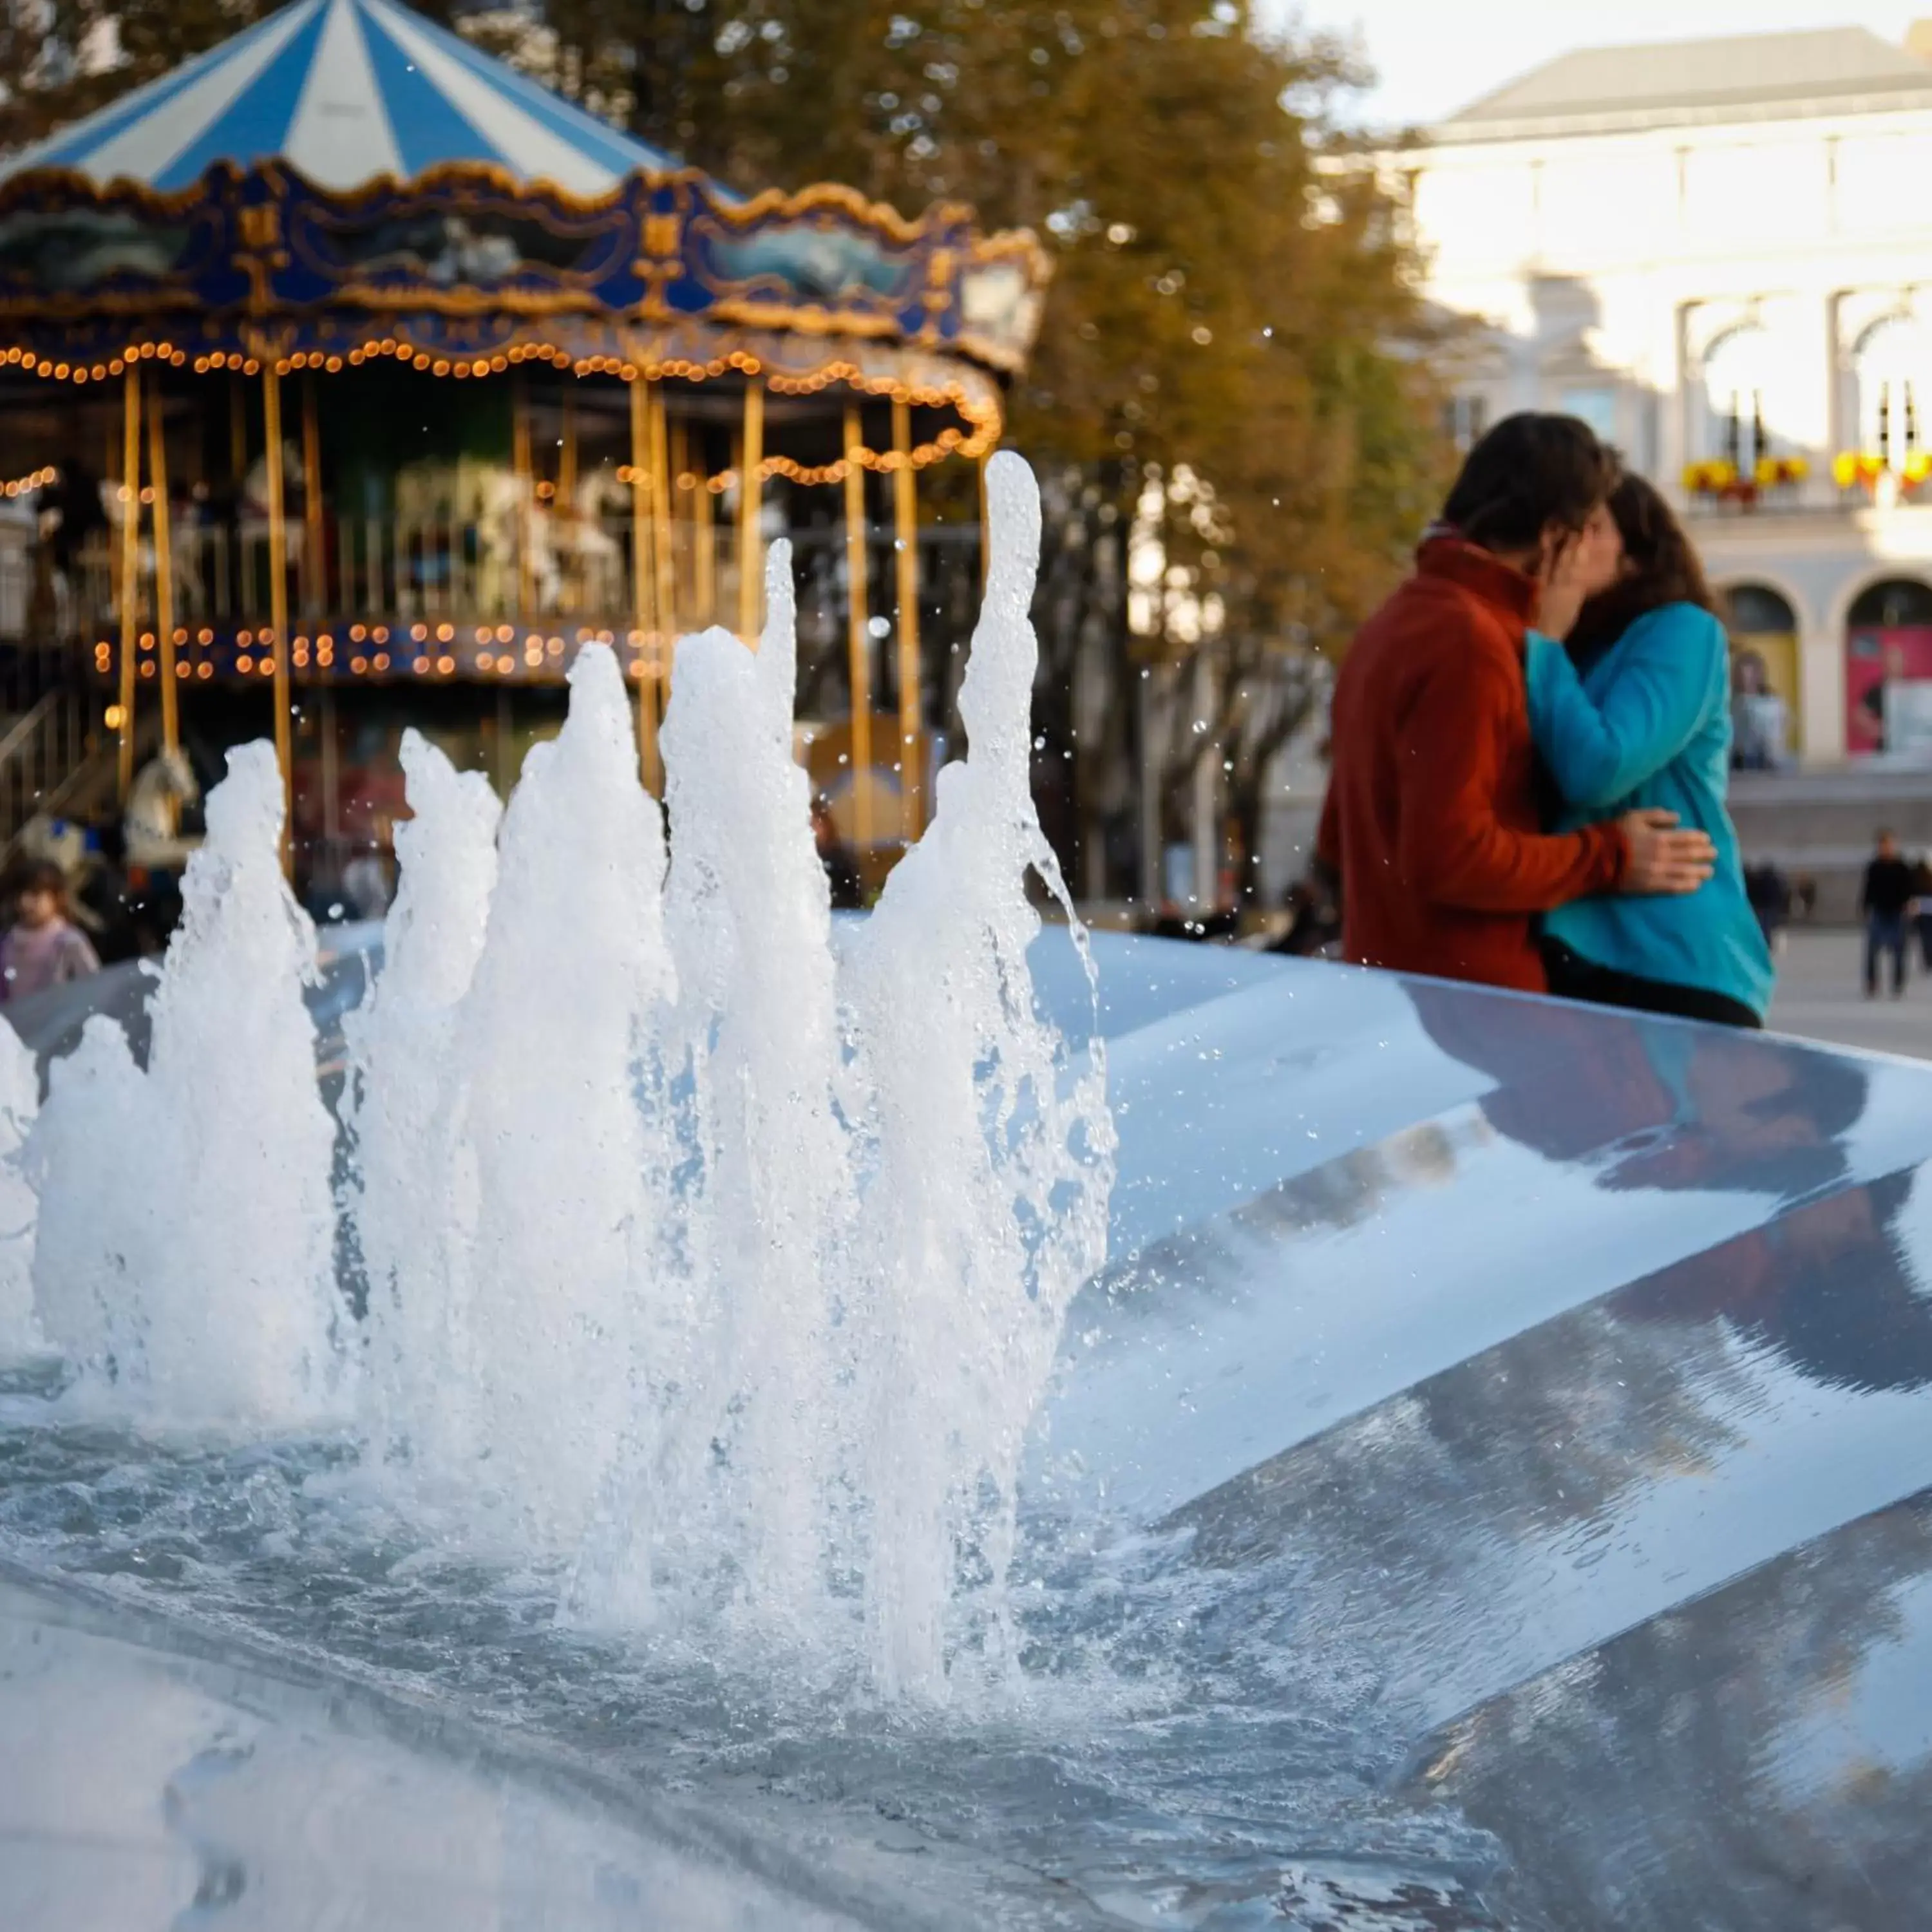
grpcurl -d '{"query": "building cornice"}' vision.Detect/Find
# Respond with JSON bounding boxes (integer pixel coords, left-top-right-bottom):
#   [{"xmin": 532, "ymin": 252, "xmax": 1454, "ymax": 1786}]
[{"xmin": 1432, "ymin": 84, "xmax": 1932, "ymax": 148}]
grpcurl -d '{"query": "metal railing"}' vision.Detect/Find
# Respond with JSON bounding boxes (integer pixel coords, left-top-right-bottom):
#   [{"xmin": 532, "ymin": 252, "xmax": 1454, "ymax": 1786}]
[
  {"xmin": 0, "ymin": 683, "xmax": 93, "ymax": 849},
  {"xmin": 28, "ymin": 509, "xmax": 984, "ymax": 647},
  {"xmin": 51, "ymin": 511, "xmax": 671, "ymax": 639}
]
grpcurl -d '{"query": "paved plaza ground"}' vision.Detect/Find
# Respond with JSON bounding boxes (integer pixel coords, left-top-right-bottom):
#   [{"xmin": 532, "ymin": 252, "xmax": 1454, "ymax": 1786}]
[{"xmin": 1768, "ymin": 927, "xmax": 1932, "ymax": 1061}]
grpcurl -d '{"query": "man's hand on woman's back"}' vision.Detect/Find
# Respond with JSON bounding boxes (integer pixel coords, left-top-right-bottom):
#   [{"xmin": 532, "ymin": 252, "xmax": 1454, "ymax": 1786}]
[{"xmin": 1616, "ymin": 808, "xmax": 1715, "ymax": 895}]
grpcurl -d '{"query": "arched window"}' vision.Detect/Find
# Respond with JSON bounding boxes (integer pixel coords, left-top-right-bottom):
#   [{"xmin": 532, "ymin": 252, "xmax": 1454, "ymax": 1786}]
[
  {"xmin": 1720, "ymin": 583, "xmax": 1797, "ymax": 635},
  {"xmin": 1702, "ymin": 327, "xmax": 1779, "ymax": 470},
  {"xmin": 1849, "ymin": 578, "xmax": 1932, "ymax": 629},
  {"xmin": 1854, "ymin": 316, "xmax": 1932, "ymax": 472}
]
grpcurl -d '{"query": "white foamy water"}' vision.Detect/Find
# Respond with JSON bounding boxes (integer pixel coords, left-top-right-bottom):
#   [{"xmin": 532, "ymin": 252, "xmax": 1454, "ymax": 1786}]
[
  {"xmin": 0, "ymin": 1017, "xmax": 39, "ymax": 1356},
  {"xmin": 842, "ymin": 460, "xmax": 1114, "ymax": 1694},
  {"xmin": 6, "ymin": 454, "xmax": 1112, "ymax": 1694},
  {"xmin": 26, "ymin": 743, "xmax": 349, "ymax": 1429},
  {"xmin": 348, "ymin": 728, "xmax": 501, "ymax": 1472}
]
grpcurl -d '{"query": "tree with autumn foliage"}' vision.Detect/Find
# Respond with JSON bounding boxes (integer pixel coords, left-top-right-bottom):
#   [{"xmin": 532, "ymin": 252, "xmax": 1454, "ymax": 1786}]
[{"xmin": 3, "ymin": 0, "xmax": 1448, "ymax": 901}]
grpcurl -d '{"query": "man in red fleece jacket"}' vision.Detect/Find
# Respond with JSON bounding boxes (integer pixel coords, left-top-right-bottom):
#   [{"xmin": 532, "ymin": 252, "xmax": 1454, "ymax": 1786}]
[{"xmin": 1316, "ymin": 413, "xmax": 1714, "ymax": 995}]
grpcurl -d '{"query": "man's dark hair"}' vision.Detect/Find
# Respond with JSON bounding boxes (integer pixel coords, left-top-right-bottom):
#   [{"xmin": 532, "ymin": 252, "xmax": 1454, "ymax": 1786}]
[
  {"xmin": 1440, "ymin": 412, "xmax": 1620, "ymax": 555},
  {"xmin": 1567, "ymin": 472, "xmax": 1714, "ymax": 667}
]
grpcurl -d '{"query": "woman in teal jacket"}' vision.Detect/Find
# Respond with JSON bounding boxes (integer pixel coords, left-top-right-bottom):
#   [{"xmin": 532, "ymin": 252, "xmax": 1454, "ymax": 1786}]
[{"xmin": 1525, "ymin": 475, "xmax": 1774, "ymax": 1028}]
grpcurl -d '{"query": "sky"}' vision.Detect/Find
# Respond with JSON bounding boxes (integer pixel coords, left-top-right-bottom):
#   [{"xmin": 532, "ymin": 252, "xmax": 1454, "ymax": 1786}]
[{"xmin": 1265, "ymin": 0, "xmax": 1928, "ymax": 129}]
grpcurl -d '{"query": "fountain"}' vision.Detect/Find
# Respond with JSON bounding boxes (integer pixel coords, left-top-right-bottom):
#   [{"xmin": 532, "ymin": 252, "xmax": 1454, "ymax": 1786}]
[
  {"xmin": 11, "ymin": 450, "xmax": 1112, "ymax": 1700},
  {"xmin": 28, "ymin": 741, "xmax": 348, "ymax": 1427},
  {"xmin": 8, "ymin": 452, "xmax": 1932, "ymax": 1928}
]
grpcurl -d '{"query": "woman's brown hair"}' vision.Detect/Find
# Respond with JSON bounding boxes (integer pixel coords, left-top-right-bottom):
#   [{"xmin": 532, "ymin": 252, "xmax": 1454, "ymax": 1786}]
[{"xmin": 1567, "ymin": 472, "xmax": 1715, "ymax": 668}]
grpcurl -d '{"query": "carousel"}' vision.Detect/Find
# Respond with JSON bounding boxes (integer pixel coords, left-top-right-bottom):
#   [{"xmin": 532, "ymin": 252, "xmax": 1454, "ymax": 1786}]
[{"xmin": 0, "ymin": 0, "xmax": 1046, "ymax": 898}]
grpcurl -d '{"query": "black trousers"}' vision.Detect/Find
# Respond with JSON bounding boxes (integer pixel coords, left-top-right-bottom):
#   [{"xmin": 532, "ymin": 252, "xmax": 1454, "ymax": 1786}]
[{"xmin": 1542, "ymin": 940, "xmax": 1761, "ymax": 1030}]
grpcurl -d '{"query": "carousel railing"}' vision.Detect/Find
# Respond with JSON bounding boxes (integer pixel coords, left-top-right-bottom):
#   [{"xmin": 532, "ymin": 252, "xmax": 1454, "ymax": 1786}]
[
  {"xmin": 49, "ymin": 512, "xmax": 982, "ymax": 648},
  {"xmin": 0, "ymin": 682, "xmax": 92, "ymax": 848},
  {"xmin": 61, "ymin": 511, "xmax": 680, "ymax": 636}
]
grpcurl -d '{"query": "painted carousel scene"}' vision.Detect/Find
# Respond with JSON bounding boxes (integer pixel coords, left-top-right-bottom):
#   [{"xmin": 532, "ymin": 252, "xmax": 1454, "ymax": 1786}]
[{"xmin": 5, "ymin": 5, "xmax": 1932, "ymax": 1931}]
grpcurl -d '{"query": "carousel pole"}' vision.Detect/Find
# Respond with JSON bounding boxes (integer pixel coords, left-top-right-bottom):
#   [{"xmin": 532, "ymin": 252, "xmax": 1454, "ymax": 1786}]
[
  {"xmin": 147, "ymin": 381, "xmax": 178, "ymax": 757},
  {"xmin": 558, "ymin": 388, "xmax": 578, "ymax": 614},
  {"xmin": 978, "ymin": 448, "xmax": 991, "ymax": 591},
  {"xmin": 301, "ymin": 374, "xmax": 323, "ymax": 616},
  {"xmin": 559, "ymin": 389, "xmax": 578, "ymax": 507},
  {"xmin": 667, "ymin": 413, "xmax": 687, "ymax": 620},
  {"xmin": 649, "ymin": 382, "xmax": 674, "ymax": 660},
  {"xmin": 629, "ymin": 371, "xmax": 661, "ymax": 792},
  {"xmin": 511, "ymin": 371, "xmax": 535, "ymax": 616},
  {"xmin": 737, "ymin": 379, "xmax": 764, "ymax": 642},
  {"xmin": 842, "ymin": 402, "xmax": 873, "ymax": 849},
  {"xmin": 115, "ymin": 365, "xmax": 142, "ymax": 802},
  {"xmin": 263, "ymin": 363, "xmax": 294, "ymax": 869},
  {"xmin": 891, "ymin": 398, "xmax": 921, "ymax": 840},
  {"xmin": 693, "ymin": 446, "xmax": 715, "ymax": 627}
]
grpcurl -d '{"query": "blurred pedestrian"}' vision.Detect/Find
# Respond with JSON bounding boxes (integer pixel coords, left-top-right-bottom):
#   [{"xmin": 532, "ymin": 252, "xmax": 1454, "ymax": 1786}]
[
  {"xmin": 1524, "ymin": 474, "xmax": 1773, "ymax": 1027},
  {"xmin": 1861, "ymin": 829, "xmax": 1913, "ymax": 998},
  {"xmin": 1745, "ymin": 861, "xmax": 1792, "ymax": 955},
  {"xmin": 0, "ymin": 860, "xmax": 100, "ymax": 1001},
  {"xmin": 1915, "ymin": 855, "xmax": 1932, "ymax": 971},
  {"xmin": 1314, "ymin": 412, "xmax": 1713, "ymax": 995},
  {"xmin": 1269, "ymin": 875, "xmax": 1340, "ymax": 956}
]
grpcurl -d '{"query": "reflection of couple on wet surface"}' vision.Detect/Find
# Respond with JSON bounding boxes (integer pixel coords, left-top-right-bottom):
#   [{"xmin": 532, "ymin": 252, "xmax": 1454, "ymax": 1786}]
[
  {"xmin": 1410, "ymin": 981, "xmax": 1932, "ymax": 1398},
  {"xmin": 1317, "ymin": 412, "xmax": 1773, "ymax": 1029}
]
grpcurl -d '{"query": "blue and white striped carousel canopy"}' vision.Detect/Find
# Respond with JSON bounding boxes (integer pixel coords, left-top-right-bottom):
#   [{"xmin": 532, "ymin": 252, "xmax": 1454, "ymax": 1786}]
[{"xmin": 1, "ymin": 0, "xmax": 683, "ymax": 196}]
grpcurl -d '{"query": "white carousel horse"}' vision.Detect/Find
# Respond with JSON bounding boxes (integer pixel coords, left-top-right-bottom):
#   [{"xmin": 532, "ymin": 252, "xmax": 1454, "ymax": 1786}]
[
  {"xmin": 124, "ymin": 746, "xmax": 202, "ymax": 871},
  {"xmin": 556, "ymin": 471, "xmax": 624, "ymax": 612}
]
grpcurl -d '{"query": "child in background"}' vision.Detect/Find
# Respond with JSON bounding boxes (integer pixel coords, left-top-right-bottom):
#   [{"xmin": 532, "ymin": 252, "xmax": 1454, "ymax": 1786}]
[{"xmin": 0, "ymin": 860, "xmax": 101, "ymax": 1001}]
